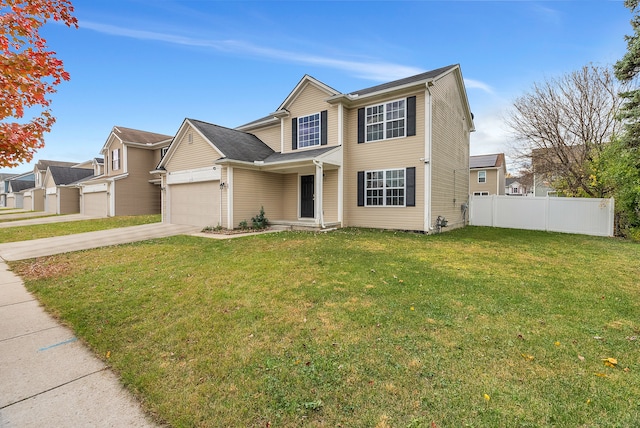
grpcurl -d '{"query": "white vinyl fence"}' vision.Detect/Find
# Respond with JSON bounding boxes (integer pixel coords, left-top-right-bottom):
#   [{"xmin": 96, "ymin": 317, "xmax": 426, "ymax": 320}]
[{"xmin": 469, "ymin": 195, "xmax": 615, "ymax": 237}]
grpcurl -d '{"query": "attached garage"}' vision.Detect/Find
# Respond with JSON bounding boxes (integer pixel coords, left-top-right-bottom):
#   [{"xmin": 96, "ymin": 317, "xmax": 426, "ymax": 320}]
[
  {"xmin": 45, "ymin": 191, "xmax": 57, "ymax": 214},
  {"xmin": 168, "ymin": 181, "xmax": 220, "ymax": 227},
  {"xmin": 83, "ymin": 191, "xmax": 108, "ymax": 217},
  {"xmin": 23, "ymin": 192, "xmax": 33, "ymax": 211}
]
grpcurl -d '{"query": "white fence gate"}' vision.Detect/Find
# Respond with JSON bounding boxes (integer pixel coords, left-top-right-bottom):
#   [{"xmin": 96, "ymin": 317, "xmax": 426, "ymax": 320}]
[{"xmin": 469, "ymin": 195, "xmax": 615, "ymax": 237}]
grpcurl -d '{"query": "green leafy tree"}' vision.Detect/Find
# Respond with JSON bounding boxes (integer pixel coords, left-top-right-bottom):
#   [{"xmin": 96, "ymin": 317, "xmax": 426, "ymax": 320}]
[{"xmin": 612, "ymin": 0, "xmax": 640, "ymax": 238}]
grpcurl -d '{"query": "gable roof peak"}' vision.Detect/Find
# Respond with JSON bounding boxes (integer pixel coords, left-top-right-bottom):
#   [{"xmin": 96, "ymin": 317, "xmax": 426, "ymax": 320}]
[{"xmin": 276, "ymin": 74, "xmax": 341, "ymax": 111}]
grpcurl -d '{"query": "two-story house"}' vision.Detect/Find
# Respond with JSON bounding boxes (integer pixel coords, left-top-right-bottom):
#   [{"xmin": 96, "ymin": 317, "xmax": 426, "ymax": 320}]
[
  {"xmin": 79, "ymin": 126, "xmax": 172, "ymax": 217},
  {"xmin": 469, "ymin": 153, "xmax": 506, "ymax": 196},
  {"xmin": 156, "ymin": 64, "xmax": 474, "ymax": 232}
]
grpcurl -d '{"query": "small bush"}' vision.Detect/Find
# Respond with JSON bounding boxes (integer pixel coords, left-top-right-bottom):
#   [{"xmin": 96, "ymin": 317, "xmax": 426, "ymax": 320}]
[
  {"xmin": 238, "ymin": 220, "xmax": 248, "ymax": 230},
  {"xmin": 251, "ymin": 206, "xmax": 268, "ymax": 230}
]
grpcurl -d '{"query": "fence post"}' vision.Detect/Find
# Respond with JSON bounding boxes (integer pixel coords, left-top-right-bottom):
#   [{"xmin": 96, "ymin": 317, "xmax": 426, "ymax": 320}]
[
  {"xmin": 608, "ymin": 197, "xmax": 615, "ymax": 237},
  {"xmin": 492, "ymin": 194, "xmax": 497, "ymax": 227}
]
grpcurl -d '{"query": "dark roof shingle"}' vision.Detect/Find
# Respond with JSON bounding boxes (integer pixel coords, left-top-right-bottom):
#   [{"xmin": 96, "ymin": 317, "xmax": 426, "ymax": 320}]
[
  {"xmin": 189, "ymin": 119, "xmax": 275, "ymax": 162},
  {"xmin": 48, "ymin": 166, "xmax": 94, "ymax": 185}
]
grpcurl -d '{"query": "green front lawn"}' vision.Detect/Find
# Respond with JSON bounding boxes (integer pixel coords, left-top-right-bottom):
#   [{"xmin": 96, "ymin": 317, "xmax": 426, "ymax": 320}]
[
  {"xmin": 0, "ymin": 214, "xmax": 161, "ymax": 242},
  {"xmin": 11, "ymin": 227, "xmax": 640, "ymax": 427}
]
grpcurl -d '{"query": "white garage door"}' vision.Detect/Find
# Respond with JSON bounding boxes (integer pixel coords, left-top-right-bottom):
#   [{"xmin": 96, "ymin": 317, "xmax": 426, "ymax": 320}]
[
  {"xmin": 46, "ymin": 194, "xmax": 57, "ymax": 214},
  {"xmin": 83, "ymin": 192, "xmax": 108, "ymax": 217},
  {"xmin": 169, "ymin": 181, "xmax": 219, "ymax": 227}
]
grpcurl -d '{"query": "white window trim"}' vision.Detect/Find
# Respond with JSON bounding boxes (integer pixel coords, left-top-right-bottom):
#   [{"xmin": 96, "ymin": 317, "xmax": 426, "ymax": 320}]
[
  {"xmin": 112, "ymin": 149, "xmax": 120, "ymax": 171},
  {"xmin": 477, "ymin": 170, "xmax": 486, "ymax": 183},
  {"xmin": 297, "ymin": 112, "xmax": 322, "ymax": 149},
  {"xmin": 365, "ymin": 168, "xmax": 406, "ymax": 207},
  {"xmin": 365, "ymin": 98, "xmax": 407, "ymax": 143}
]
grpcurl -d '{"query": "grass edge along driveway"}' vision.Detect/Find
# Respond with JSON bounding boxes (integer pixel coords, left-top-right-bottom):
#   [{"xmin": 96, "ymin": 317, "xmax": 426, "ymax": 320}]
[
  {"xmin": 11, "ymin": 227, "xmax": 640, "ymax": 427},
  {"xmin": 0, "ymin": 214, "xmax": 161, "ymax": 243}
]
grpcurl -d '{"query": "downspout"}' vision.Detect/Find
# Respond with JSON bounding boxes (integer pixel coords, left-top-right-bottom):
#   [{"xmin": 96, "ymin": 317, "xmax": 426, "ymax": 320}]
[
  {"xmin": 424, "ymin": 82, "xmax": 434, "ymax": 232},
  {"xmin": 313, "ymin": 159, "xmax": 325, "ymax": 228}
]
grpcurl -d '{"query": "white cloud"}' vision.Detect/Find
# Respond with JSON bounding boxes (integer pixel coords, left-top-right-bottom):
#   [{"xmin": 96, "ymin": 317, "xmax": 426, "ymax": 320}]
[
  {"xmin": 81, "ymin": 20, "xmax": 423, "ymax": 82},
  {"xmin": 464, "ymin": 78, "xmax": 494, "ymax": 94}
]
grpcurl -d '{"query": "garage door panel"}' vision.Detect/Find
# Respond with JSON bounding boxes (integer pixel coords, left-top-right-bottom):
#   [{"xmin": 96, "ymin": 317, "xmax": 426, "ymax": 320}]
[
  {"xmin": 46, "ymin": 195, "xmax": 57, "ymax": 214},
  {"xmin": 83, "ymin": 192, "xmax": 108, "ymax": 217},
  {"xmin": 170, "ymin": 181, "xmax": 219, "ymax": 227}
]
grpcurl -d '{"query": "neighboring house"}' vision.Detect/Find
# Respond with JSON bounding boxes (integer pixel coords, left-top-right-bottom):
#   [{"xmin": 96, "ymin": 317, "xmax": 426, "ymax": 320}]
[
  {"xmin": 469, "ymin": 153, "xmax": 506, "ymax": 196},
  {"xmin": 0, "ymin": 173, "xmax": 19, "ymax": 207},
  {"xmin": 530, "ymin": 146, "xmax": 586, "ymax": 197},
  {"xmin": 43, "ymin": 166, "xmax": 94, "ymax": 214},
  {"xmin": 22, "ymin": 160, "xmax": 79, "ymax": 211},
  {"xmin": 505, "ymin": 177, "xmax": 527, "ymax": 196},
  {"xmin": 156, "ymin": 64, "xmax": 474, "ymax": 232},
  {"xmin": 79, "ymin": 126, "xmax": 172, "ymax": 217},
  {"xmin": 6, "ymin": 177, "xmax": 35, "ymax": 209}
]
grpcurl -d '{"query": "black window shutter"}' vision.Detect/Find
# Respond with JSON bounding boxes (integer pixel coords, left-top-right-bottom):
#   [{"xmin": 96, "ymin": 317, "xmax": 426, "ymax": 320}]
[
  {"xmin": 321, "ymin": 110, "xmax": 328, "ymax": 146},
  {"xmin": 407, "ymin": 96, "xmax": 416, "ymax": 137},
  {"xmin": 406, "ymin": 167, "xmax": 416, "ymax": 207},
  {"xmin": 292, "ymin": 118, "xmax": 298, "ymax": 150},
  {"xmin": 357, "ymin": 108, "xmax": 365, "ymax": 143},
  {"xmin": 357, "ymin": 171, "xmax": 365, "ymax": 206}
]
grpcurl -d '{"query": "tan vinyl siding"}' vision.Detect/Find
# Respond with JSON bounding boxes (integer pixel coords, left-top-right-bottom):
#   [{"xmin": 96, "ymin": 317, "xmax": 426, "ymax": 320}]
[
  {"xmin": 322, "ymin": 169, "xmax": 338, "ymax": 223},
  {"xmin": 343, "ymin": 91, "xmax": 426, "ymax": 231},
  {"xmin": 165, "ymin": 124, "xmax": 223, "ymax": 172},
  {"xmin": 250, "ymin": 124, "xmax": 281, "ymax": 153},
  {"xmin": 58, "ymin": 187, "xmax": 80, "ymax": 214},
  {"xmin": 284, "ymin": 83, "xmax": 339, "ymax": 153},
  {"xmin": 430, "ymin": 72, "xmax": 471, "ymax": 231},
  {"xmin": 232, "ymin": 168, "xmax": 284, "ymax": 227},
  {"xmin": 282, "ymin": 173, "xmax": 298, "ymax": 220},
  {"xmin": 104, "ymin": 136, "xmax": 124, "ymax": 177},
  {"xmin": 32, "ymin": 188, "xmax": 45, "ymax": 211},
  {"xmin": 114, "ymin": 147, "xmax": 161, "ymax": 215}
]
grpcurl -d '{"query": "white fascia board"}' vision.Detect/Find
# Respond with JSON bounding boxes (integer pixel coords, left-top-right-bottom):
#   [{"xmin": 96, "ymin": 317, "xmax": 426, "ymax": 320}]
[
  {"xmin": 166, "ymin": 166, "xmax": 222, "ymax": 185},
  {"xmin": 236, "ymin": 116, "xmax": 281, "ymax": 132}
]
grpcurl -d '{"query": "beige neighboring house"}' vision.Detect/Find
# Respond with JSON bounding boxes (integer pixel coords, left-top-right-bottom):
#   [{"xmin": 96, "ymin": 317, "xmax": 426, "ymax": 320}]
[
  {"xmin": 469, "ymin": 153, "xmax": 506, "ymax": 196},
  {"xmin": 6, "ymin": 175, "xmax": 35, "ymax": 209},
  {"xmin": 79, "ymin": 126, "xmax": 172, "ymax": 217},
  {"xmin": 156, "ymin": 64, "xmax": 475, "ymax": 233},
  {"xmin": 43, "ymin": 165, "xmax": 94, "ymax": 214},
  {"xmin": 22, "ymin": 160, "xmax": 77, "ymax": 211},
  {"xmin": 0, "ymin": 173, "xmax": 19, "ymax": 207}
]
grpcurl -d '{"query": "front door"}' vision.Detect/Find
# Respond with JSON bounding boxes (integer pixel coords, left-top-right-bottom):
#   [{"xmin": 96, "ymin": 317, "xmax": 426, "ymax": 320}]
[{"xmin": 300, "ymin": 175, "xmax": 314, "ymax": 218}]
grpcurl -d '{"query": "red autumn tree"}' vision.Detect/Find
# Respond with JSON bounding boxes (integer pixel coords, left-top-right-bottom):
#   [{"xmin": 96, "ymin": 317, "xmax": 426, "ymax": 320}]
[{"xmin": 0, "ymin": 0, "xmax": 77, "ymax": 168}]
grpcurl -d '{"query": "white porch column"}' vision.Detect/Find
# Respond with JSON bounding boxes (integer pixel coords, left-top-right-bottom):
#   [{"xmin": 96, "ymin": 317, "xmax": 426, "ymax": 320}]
[{"xmin": 314, "ymin": 161, "xmax": 324, "ymax": 227}]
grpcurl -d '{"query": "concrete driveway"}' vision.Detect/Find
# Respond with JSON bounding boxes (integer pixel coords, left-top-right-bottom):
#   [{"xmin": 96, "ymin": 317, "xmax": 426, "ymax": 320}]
[
  {"xmin": 0, "ymin": 222, "xmax": 199, "ymax": 261},
  {"xmin": 0, "ymin": 213, "xmax": 101, "ymax": 228}
]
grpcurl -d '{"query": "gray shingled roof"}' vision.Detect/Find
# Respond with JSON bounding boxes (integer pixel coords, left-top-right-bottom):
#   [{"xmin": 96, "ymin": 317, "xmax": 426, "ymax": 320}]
[
  {"xmin": 470, "ymin": 154, "xmax": 502, "ymax": 169},
  {"xmin": 189, "ymin": 119, "xmax": 275, "ymax": 162},
  {"xmin": 262, "ymin": 146, "xmax": 337, "ymax": 164},
  {"xmin": 35, "ymin": 160, "xmax": 76, "ymax": 171},
  {"xmin": 114, "ymin": 126, "xmax": 172, "ymax": 144},
  {"xmin": 9, "ymin": 180, "xmax": 35, "ymax": 192},
  {"xmin": 48, "ymin": 166, "xmax": 94, "ymax": 185},
  {"xmin": 351, "ymin": 64, "xmax": 458, "ymax": 96}
]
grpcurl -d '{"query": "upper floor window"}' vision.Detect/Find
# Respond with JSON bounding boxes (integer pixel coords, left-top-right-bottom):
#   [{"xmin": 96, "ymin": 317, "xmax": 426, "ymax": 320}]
[
  {"xmin": 292, "ymin": 110, "xmax": 327, "ymax": 150},
  {"xmin": 161, "ymin": 146, "xmax": 169, "ymax": 158},
  {"xmin": 358, "ymin": 96, "xmax": 416, "ymax": 144},
  {"xmin": 366, "ymin": 99, "xmax": 406, "ymax": 142},
  {"xmin": 478, "ymin": 170, "xmax": 486, "ymax": 183},
  {"xmin": 298, "ymin": 113, "xmax": 321, "ymax": 148},
  {"xmin": 112, "ymin": 149, "xmax": 120, "ymax": 171}
]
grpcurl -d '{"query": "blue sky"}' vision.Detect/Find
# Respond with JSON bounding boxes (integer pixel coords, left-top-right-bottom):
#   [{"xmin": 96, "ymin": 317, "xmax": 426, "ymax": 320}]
[{"xmin": 1, "ymin": 0, "xmax": 631, "ymax": 174}]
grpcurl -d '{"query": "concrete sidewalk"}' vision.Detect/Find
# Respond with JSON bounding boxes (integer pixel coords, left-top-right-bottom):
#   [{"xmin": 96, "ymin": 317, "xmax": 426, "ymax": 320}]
[
  {"xmin": 0, "ymin": 223, "xmax": 199, "ymax": 261},
  {"xmin": 0, "ymin": 262, "xmax": 158, "ymax": 427},
  {"xmin": 0, "ymin": 222, "xmax": 203, "ymax": 426}
]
